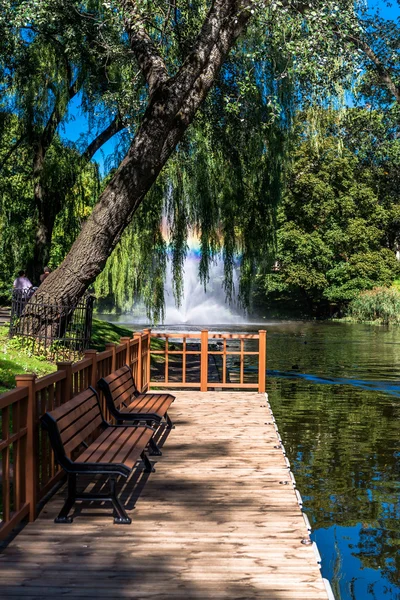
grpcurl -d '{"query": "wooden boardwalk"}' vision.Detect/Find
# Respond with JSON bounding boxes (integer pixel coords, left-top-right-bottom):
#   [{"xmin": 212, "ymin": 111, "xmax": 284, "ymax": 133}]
[{"xmin": 0, "ymin": 392, "xmax": 329, "ymax": 599}]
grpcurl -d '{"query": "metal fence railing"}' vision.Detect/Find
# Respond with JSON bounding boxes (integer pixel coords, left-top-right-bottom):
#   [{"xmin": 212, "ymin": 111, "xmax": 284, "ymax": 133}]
[{"xmin": 9, "ymin": 290, "xmax": 95, "ymax": 361}]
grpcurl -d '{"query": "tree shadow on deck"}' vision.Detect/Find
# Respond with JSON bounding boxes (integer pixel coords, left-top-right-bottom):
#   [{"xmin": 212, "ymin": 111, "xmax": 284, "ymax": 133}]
[{"xmin": 0, "ymin": 412, "xmax": 324, "ymax": 599}]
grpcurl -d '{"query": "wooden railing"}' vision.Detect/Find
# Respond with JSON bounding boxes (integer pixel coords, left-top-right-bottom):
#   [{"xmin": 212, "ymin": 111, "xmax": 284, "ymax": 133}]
[
  {"xmin": 149, "ymin": 330, "xmax": 266, "ymax": 392},
  {"xmin": 0, "ymin": 330, "xmax": 151, "ymax": 540},
  {"xmin": 0, "ymin": 328, "xmax": 266, "ymax": 539}
]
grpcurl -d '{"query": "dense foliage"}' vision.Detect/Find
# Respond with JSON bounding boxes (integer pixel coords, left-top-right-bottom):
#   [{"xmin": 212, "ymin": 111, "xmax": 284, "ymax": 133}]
[
  {"xmin": 0, "ymin": 113, "xmax": 100, "ymax": 301},
  {"xmin": 254, "ymin": 107, "xmax": 400, "ymax": 317},
  {"xmin": 0, "ymin": 0, "xmax": 399, "ymax": 319}
]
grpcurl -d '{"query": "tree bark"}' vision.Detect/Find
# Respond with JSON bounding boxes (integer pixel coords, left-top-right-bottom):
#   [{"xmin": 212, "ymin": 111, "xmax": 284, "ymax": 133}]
[{"xmin": 37, "ymin": 0, "xmax": 252, "ymax": 306}]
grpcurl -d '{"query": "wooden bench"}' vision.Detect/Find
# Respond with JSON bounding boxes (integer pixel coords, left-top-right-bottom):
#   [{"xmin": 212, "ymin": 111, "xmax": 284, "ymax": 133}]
[
  {"xmin": 40, "ymin": 387, "xmax": 155, "ymax": 525},
  {"xmin": 98, "ymin": 365, "xmax": 175, "ymax": 441}
]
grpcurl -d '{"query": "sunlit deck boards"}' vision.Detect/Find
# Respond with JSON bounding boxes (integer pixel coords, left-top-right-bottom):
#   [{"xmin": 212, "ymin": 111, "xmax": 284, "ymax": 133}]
[{"xmin": 0, "ymin": 391, "xmax": 328, "ymax": 599}]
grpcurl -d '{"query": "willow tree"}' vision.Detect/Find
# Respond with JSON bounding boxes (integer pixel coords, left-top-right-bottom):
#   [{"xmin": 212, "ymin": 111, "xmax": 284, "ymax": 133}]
[
  {"xmin": 353, "ymin": 4, "xmax": 400, "ymax": 105},
  {"xmin": 6, "ymin": 0, "xmax": 385, "ymax": 322},
  {"xmin": 0, "ymin": 0, "xmax": 133, "ymax": 279},
  {"xmin": 0, "ymin": 113, "xmax": 100, "ymax": 300}
]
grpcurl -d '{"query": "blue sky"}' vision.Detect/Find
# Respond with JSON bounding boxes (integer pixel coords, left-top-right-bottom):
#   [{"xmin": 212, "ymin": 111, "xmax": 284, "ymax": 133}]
[
  {"xmin": 58, "ymin": 0, "xmax": 400, "ymax": 176},
  {"xmin": 59, "ymin": 95, "xmax": 126, "ymax": 176}
]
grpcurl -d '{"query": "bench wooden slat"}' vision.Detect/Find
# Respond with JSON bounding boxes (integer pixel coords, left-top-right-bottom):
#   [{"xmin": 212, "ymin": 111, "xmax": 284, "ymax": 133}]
[
  {"xmin": 121, "ymin": 428, "xmax": 154, "ymax": 469},
  {"xmin": 79, "ymin": 427, "xmax": 130, "ymax": 464},
  {"xmin": 113, "ymin": 386, "xmax": 135, "ymax": 409},
  {"xmin": 128, "ymin": 394, "xmax": 173, "ymax": 416},
  {"xmin": 99, "ymin": 428, "xmax": 140, "ymax": 464},
  {"xmin": 107, "ymin": 368, "xmax": 133, "ymax": 393},
  {"xmin": 62, "ymin": 408, "xmax": 103, "ymax": 455},
  {"xmin": 64, "ymin": 412, "xmax": 103, "ymax": 456},
  {"xmin": 77, "ymin": 426, "xmax": 153, "ymax": 469},
  {"xmin": 98, "ymin": 365, "xmax": 175, "ymax": 430},
  {"xmin": 51, "ymin": 388, "xmax": 95, "ymax": 421},
  {"xmin": 58, "ymin": 397, "xmax": 99, "ymax": 439},
  {"xmin": 130, "ymin": 394, "xmax": 163, "ymax": 412},
  {"xmin": 104, "ymin": 428, "xmax": 147, "ymax": 465},
  {"xmin": 49, "ymin": 389, "xmax": 103, "ymax": 457},
  {"xmin": 40, "ymin": 386, "xmax": 155, "ymax": 524}
]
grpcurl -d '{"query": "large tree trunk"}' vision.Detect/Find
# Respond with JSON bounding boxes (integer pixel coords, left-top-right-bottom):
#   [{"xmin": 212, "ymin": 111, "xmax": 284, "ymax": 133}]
[
  {"xmin": 27, "ymin": 183, "xmax": 60, "ymax": 284},
  {"xmin": 37, "ymin": 0, "xmax": 252, "ymax": 308}
]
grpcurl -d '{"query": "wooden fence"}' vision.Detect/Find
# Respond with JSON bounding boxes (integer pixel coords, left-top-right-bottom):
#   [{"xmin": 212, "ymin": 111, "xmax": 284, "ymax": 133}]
[
  {"xmin": 150, "ymin": 330, "xmax": 266, "ymax": 392},
  {"xmin": 0, "ymin": 328, "xmax": 266, "ymax": 540},
  {"xmin": 0, "ymin": 331, "xmax": 150, "ymax": 540}
]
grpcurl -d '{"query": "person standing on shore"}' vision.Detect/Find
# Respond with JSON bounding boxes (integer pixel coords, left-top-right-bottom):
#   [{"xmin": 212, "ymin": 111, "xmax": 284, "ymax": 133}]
[
  {"xmin": 13, "ymin": 270, "xmax": 32, "ymax": 290},
  {"xmin": 40, "ymin": 266, "xmax": 51, "ymax": 283}
]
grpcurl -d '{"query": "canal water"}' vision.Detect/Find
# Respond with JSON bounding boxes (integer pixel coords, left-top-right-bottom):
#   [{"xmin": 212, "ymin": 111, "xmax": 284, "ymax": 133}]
[{"xmin": 263, "ymin": 321, "xmax": 400, "ymax": 600}]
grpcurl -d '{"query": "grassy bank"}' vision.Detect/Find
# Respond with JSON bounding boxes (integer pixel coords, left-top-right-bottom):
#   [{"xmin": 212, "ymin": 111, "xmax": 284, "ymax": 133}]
[
  {"xmin": 347, "ymin": 287, "xmax": 400, "ymax": 326},
  {"xmin": 89, "ymin": 319, "xmax": 133, "ymax": 351},
  {"xmin": 0, "ymin": 319, "xmax": 134, "ymax": 393}
]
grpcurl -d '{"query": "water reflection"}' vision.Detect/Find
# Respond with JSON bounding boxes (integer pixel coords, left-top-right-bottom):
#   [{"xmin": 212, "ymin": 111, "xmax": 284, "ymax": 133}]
[{"xmin": 265, "ymin": 322, "xmax": 400, "ymax": 600}]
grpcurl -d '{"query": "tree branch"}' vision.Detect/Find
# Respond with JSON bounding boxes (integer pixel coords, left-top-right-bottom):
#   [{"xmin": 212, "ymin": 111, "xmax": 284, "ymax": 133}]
[
  {"xmin": 348, "ymin": 34, "xmax": 400, "ymax": 103},
  {"xmin": 118, "ymin": 0, "xmax": 169, "ymax": 95},
  {"xmin": 169, "ymin": 0, "xmax": 252, "ymax": 109},
  {"xmin": 160, "ymin": 6, "xmax": 250, "ymax": 163},
  {"xmin": 82, "ymin": 114, "xmax": 125, "ymax": 163},
  {"xmin": 33, "ymin": 80, "xmax": 80, "ymax": 175}
]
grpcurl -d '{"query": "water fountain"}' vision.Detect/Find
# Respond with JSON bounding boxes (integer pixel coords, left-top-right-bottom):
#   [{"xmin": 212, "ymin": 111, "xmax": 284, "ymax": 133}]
[
  {"xmin": 163, "ymin": 239, "xmax": 245, "ymax": 325},
  {"xmin": 97, "ymin": 233, "xmax": 246, "ymax": 327}
]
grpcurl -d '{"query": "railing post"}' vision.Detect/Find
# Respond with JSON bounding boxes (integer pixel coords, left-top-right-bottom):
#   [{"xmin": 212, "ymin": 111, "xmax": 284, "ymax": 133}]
[
  {"xmin": 15, "ymin": 374, "xmax": 37, "ymax": 522},
  {"xmin": 200, "ymin": 330, "xmax": 208, "ymax": 392},
  {"xmin": 120, "ymin": 336, "xmax": 131, "ymax": 368},
  {"xmin": 134, "ymin": 333, "xmax": 142, "ymax": 391},
  {"xmin": 105, "ymin": 343, "xmax": 116, "ymax": 374},
  {"xmin": 57, "ymin": 361, "xmax": 73, "ymax": 401},
  {"xmin": 143, "ymin": 329, "xmax": 151, "ymax": 391},
  {"xmin": 258, "ymin": 330, "xmax": 267, "ymax": 394},
  {"xmin": 83, "ymin": 350, "xmax": 98, "ymax": 388}
]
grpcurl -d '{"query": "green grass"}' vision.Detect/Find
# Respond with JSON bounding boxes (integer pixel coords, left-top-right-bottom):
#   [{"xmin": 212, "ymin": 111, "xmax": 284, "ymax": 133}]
[
  {"xmin": 89, "ymin": 318, "xmax": 133, "ymax": 351},
  {"xmin": 0, "ymin": 319, "xmax": 135, "ymax": 393},
  {"xmin": 392, "ymin": 279, "xmax": 400, "ymax": 291},
  {"xmin": 0, "ymin": 327, "xmax": 56, "ymax": 393}
]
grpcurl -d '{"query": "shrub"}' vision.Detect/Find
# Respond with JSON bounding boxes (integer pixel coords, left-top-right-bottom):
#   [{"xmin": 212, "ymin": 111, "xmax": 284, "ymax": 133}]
[{"xmin": 348, "ymin": 287, "xmax": 400, "ymax": 325}]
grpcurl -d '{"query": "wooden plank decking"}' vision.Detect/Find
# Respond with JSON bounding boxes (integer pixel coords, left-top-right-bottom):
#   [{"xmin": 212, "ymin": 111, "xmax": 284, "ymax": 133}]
[{"xmin": 0, "ymin": 391, "xmax": 329, "ymax": 599}]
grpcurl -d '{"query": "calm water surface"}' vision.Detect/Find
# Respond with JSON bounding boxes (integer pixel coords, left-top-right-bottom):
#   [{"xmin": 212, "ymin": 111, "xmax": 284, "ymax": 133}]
[{"xmin": 263, "ymin": 321, "xmax": 400, "ymax": 600}]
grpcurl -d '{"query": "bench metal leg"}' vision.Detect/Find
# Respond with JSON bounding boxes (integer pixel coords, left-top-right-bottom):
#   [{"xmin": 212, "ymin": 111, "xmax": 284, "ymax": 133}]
[
  {"xmin": 141, "ymin": 450, "xmax": 155, "ymax": 473},
  {"xmin": 55, "ymin": 474, "xmax": 132, "ymax": 525},
  {"xmin": 55, "ymin": 473, "xmax": 76, "ymax": 523},
  {"xmin": 165, "ymin": 412, "xmax": 175, "ymax": 429},
  {"xmin": 110, "ymin": 478, "xmax": 131, "ymax": 525},
  {"xmin": 149, "ymin": 437, "xmax": 162, "ymax": 456}
]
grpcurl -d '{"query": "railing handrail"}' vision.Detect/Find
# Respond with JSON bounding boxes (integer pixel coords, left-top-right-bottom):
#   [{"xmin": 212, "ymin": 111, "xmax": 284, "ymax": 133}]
[
  {"xmin": 151, "ymin": 332, "xmax": 261, "ymax": 339},
  {"xmin": 148, "ymin": 329, "xmax": 266, "ymax": 393}
]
